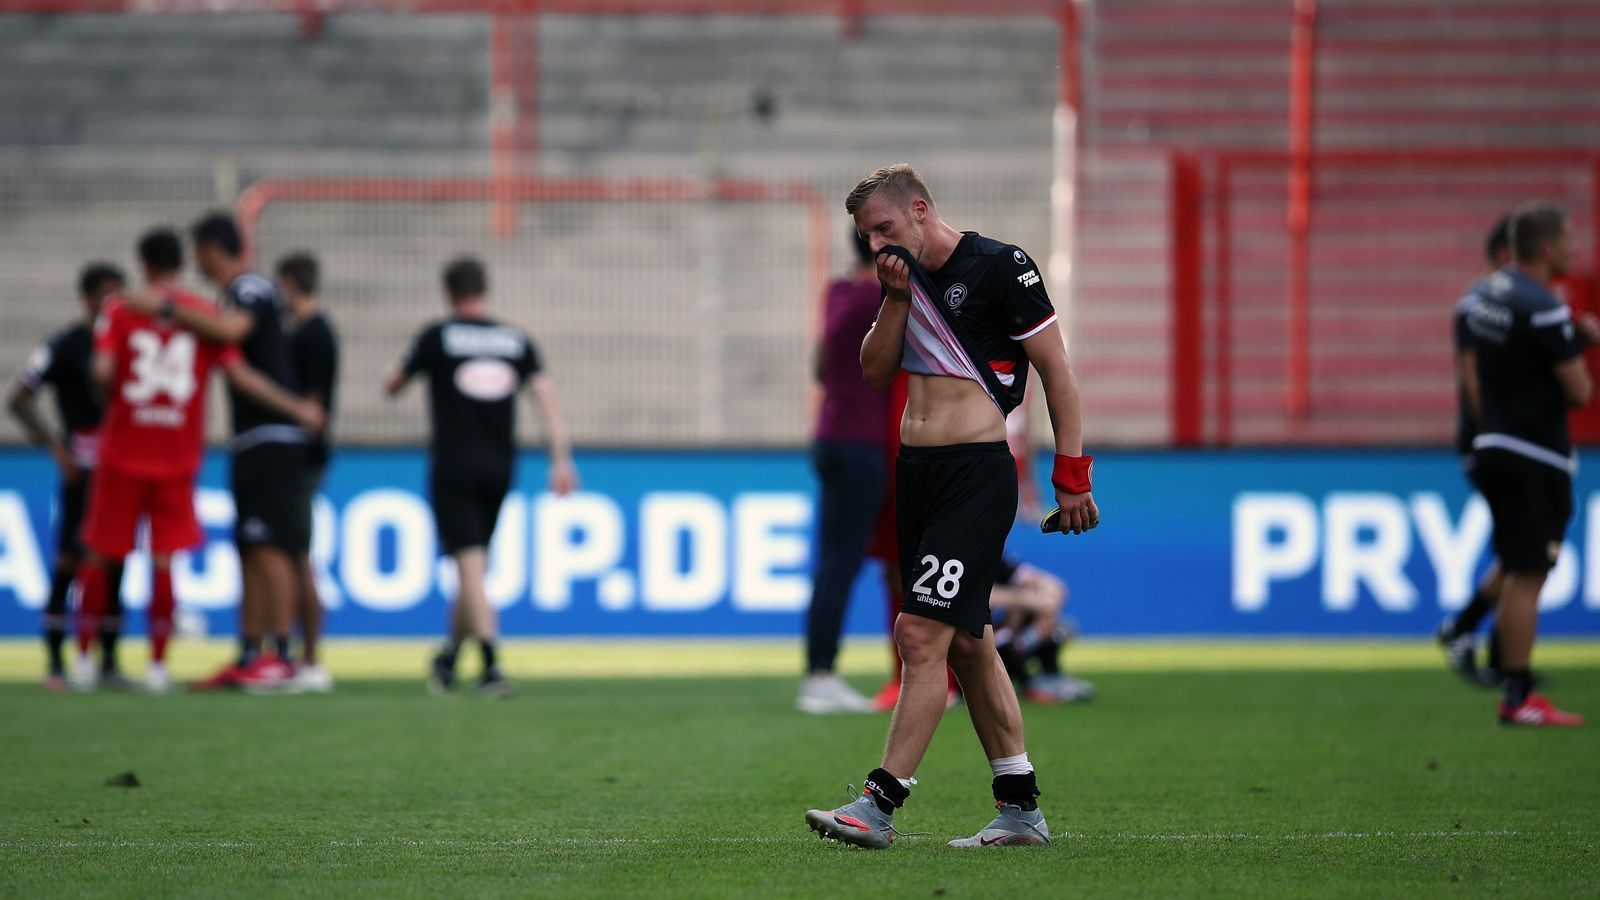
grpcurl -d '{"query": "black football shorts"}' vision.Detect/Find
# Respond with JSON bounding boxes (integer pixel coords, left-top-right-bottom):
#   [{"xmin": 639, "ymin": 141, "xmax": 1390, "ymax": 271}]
[
  {"xmin": 1473, "ymin": 447, "xmax": 1573, "ymax": 574},
  {"xmin": 430, "ymin": 462, "xmax": 513, "ymax": 555},
  {"xmin": 895, "ymin": 441, "xmax": 1018, "ymax": 637},
  {"xmin": 232, "ymin": 441, "xmax": 310, "ymax": 553}
]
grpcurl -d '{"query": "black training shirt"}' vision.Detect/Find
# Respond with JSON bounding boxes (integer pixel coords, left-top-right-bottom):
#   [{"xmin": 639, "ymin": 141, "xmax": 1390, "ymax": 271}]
[
  {"xmin": 18, "ymin": 323, "xmax": 104, "ymax": 466},
  {"xmin": 223, "ymin": 272, "xmax": 299, "ymax": 441},
  {"xmin": 1453, "ymin": 281, "xmax": 1482, "ymax": 460},
  {"xmin": 290, "ymin": 312, "xmax": 339, "ymax": 468},
  {"xmin": 400, "ymin": 315, "xmax": 542, "ymax": 471},
  {"xmin": 1466, "ymin": 268, "xmax": 1582, "ymax": 470}
]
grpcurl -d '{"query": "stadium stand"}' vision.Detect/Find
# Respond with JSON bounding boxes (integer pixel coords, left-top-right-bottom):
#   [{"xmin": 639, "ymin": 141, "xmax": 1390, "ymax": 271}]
[{"xmin": 1, "ymin": 2, "xmax": 1596, "ymax": 447}]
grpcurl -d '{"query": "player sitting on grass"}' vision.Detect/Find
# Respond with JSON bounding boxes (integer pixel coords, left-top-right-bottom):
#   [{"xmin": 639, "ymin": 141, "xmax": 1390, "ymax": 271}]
[{"xmin": 990, "ymin": 555, "xmax": 1095, "ymax": 705}]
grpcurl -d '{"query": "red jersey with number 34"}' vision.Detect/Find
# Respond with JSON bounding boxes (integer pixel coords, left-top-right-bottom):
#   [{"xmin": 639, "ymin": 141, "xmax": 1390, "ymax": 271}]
[{"xmin": 93, "ymin": 291, "xmax": 241, "ymax": 480}]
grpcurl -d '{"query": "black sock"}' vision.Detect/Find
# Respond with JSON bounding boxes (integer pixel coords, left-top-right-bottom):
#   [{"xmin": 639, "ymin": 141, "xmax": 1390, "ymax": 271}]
[
  {"xmin": 993, "ymin": 771, "xmax": 1041, "ymax": 811},
  {"xmin": 44, "ymin": 629, "xmax": 66, "ymax": 675},
  {"xmin": 1486, "ymin": 626, "xmax": 1503, "ymax": 673},
  {"xmin": 274, "ymin": 636, "xmax": 292, "ymax": 662},
  {"xmin": 1037, "ymin": 638, "xmax": 1062, "ymax": 677},
  {"xmin": 44, "ymin": 568, "xmax": 72, "ymax": 675},
  {"xmin": 996, "ymin": 641, "xmax": 1029, "ymax": 682},
  {"xmin": 1451, "ymin": 588, "xmax": 1498, "ymax": 637},
  {"xmin": 239, "ymin": 637, "xmax": 260, "ymax": 668},
  {"xmin": 99, "ymin": 618, "xmax": 121, "ymax": 675},
  {"xmin": 863, "ymin": 768, "xmax": 909, "ymax": 816},
  {"xmin": 1503, "ymin": 669, "xmax": 1533, "ymax": 708},
  {"xmin": 480, "ymin": 640, "xmax": 498, "ymax": 674}
]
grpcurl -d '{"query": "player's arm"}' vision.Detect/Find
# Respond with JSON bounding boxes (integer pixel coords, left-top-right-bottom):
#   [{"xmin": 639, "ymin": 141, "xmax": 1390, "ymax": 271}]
[
  {"xmin": 6, "ymin": 371, "xmax": 77, "ymax": 482},
  {"xmin": 1455, "ymin": 348, "xmax": 1482, "ymax": 424},
  {"xmin": 382, "ymin": 366, "xmax": 410, "ymax": 397},
  {"xmin": 1535, "ymin": 307, "xmax": 1597, "ymax": 409},
  {"xmin": 386, "ymin": 326, "xmax": 433, "ymax": 398},
  {"xmin": 989, "ymin": 567, "xmax": 1066, "ymax": 631},
  {"xmin": 223, "ymin": 360, "xmax": 326, "ymax": 432},
  {"xmin": 1021, "ymin": 321, "xmax": 1098, "ymax": 535},
  {"xmin": 527, "ymin": 374, "xmax": 578, "ymax": 496},
  {"xmin": 121, "ymin": 289, "xmax": 254, "ymax": 344},
  {"xmin": 1555, "ymin": 358, "xmax": 1592, "ymax": 409},
  {"xmin": 859, "ymin": 253, "xmax": 911, "ymax": 390}
]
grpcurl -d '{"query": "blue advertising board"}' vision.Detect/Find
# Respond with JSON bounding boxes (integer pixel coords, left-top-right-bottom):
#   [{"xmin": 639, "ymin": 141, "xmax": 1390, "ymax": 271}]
[{"xmin": 1, "ymin": 447, "xmax": 1598, "ymax": 637}]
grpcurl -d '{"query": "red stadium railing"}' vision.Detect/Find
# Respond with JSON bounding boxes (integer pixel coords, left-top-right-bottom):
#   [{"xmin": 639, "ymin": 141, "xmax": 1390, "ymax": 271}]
[{"xmin": 1181, "ymin": 149, "xmax": 1600, "ymax": 447}]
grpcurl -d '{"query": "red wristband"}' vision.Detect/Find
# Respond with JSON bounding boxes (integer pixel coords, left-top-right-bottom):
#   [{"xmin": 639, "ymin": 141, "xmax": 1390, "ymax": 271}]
[{"xmin": 1051, "ymin": 454, "xmax": 1093, "ymax": 494}]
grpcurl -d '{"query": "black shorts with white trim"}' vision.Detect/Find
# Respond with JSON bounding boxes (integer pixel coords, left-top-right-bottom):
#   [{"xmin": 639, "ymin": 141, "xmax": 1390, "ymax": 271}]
[{"xmin": 1472, "ymin": 446, "xmax": 1573, "ymax": 574}]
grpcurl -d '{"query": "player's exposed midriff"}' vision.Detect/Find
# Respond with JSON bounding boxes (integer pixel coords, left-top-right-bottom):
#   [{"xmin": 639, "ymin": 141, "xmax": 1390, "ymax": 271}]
[{"xmin": 899, "ymin": 372, "xmax": 1005, "ymax": 447}]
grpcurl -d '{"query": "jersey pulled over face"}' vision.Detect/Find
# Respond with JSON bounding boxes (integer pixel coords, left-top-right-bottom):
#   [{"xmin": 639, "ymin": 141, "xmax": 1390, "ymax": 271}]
[
  {"xmin": 94, "ymin": 292, "xmax": 241, "ymax": 480},
  {"xmin": 400, "ymin": 316, "xmax": 542, "ymax": 470},
  {"xmin": 1466, "ymin": 267, "xmax": 1582, "ymax": 469},
  {"xmin": 899, "ymin": 233, "xmax": 1057, "ymax": 416}
]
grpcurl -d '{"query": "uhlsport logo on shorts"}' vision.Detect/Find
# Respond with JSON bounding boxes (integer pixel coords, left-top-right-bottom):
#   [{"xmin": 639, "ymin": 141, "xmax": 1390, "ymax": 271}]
[
  {"xmin": 915, "ymin": 592, "xmax": 953, "ymax": 609},
  {"xmin": 944, "ymin": 283, "xmax": 968, "ymax": 310}
]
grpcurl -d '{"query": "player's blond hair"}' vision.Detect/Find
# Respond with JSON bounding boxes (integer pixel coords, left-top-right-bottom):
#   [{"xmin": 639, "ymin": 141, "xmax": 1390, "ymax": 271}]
[{"xmin": 845, "ymin": 163, "xmax": 935, "ymax": 215}]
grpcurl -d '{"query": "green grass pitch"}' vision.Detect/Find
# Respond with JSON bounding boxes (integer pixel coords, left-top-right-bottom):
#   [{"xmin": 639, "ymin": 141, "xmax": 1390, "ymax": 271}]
[{"xmin": 1, "ymin": 639, "xmax": 1597, "ymax": 898}]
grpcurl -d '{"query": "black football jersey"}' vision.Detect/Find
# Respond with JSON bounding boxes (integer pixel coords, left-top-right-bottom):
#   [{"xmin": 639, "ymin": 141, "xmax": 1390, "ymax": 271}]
[
  {"xmin": 223, "ymin": 272, "xmax": 299, "ymax": 439},
  {"xmin": 1467, "ymin": 267, "xmax": 1582, "ymax": 469},
  {"xmin": 18, "ymin": 322, "xmax": 104, "ymax": 465},
  {"xmin": 898, "ymin": 232, "xmax": 1057, "ymax": 416},
  {"xmin": 1453, "ymin": 281, "xmax": 1481, "ymax": 460},
  {"xmin": 290, "ymin": 312, "xmax": 340, "ymax": 467},
  {"xmin": 400, "ymin": 315, "xmax": 542, "ymax": 471}
]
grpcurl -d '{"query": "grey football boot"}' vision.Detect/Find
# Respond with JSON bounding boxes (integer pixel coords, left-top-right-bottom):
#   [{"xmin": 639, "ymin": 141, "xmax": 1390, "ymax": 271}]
[
  {"xmin": 805, "ymin": 786, "xmax": 912, "ymax": 850},
  {"xmin": 947, "ymin": 801, "xmax": 1052, "ymax": 847}
]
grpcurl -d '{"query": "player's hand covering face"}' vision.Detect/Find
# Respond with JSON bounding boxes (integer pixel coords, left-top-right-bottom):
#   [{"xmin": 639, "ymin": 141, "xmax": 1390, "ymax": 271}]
[{"xmin": 873, "ymin": 249, "xmax": 912, "ymax": 302}]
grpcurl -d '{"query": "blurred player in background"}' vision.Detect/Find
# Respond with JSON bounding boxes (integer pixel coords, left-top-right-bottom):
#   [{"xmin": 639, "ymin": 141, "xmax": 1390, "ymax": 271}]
[
  {"xmin": 9, "ymin": 262, "xmax": 131, "ymax": 691},
  {"xmin": 1436, "ymin": 216, "xmax": 1513, "ymax": 685},
  {"xmin": 989, "ymin": 391, "xmax": 1094, "ymax": 704},
  {"xmin": 279, "ymin": 251, "xmax": 339, "ymax": 693},
  {"xmin": 990, "ymin": 555, "xmax": 1094, "ymax": 704},
  {"xmin": 136, "ymin": 213, "xmax": 311, "ymax": 692},
  {"xmin": 77, "ymin": 228, "xmax": 320, "ymax": 693},
  {"xmin": 799, "ymin": 230, "xmax": 891, "ymax": 715},
  {"xmin": 1466, "ymin": 201, "xmax": 1597, "ymax": 727},
  {"xmin": 387, "ymin": 257, "xmax": 577, "ymax": 698},
  {"xmin": 807, "ymin": 164, "xmax": 1097, "ymax": 849}
]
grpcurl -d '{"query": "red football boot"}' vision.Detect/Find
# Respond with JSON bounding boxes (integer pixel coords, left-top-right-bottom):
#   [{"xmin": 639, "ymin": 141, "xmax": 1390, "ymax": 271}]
[
  {"xmin": 1499, "ymin": 693, "xmax": 1584, "ymax": 727},
  {"xmin": 189, "ymin": 660, "xmax": 246, "ymax": 692},
  {"xmin": 236, "ymin": 653, "xmax": 294, "ymax": 693}
]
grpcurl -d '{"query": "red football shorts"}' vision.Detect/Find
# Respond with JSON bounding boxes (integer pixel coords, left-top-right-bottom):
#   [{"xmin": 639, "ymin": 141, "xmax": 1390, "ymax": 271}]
[{"xmin": 80, "ymin": 468, "xmax": 202, "ymax": 558}]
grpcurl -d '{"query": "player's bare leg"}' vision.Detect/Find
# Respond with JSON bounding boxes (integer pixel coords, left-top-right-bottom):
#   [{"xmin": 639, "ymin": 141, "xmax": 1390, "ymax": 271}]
[
  {"xmin": 948, "ymin": 628, "xmax": 1026, "ymax": 760},
  {"xmin": 294, "ymin": 555, "xmax": 323, "ymax": 666},
  {"xmin": 882, "ymin": 614, "xmax": 957, "ymax": 777},
  {"xmin": 288, "ymin": 554, "xmax": 332, "ymax": 692},
  {"xmin": 240, "ymin": 552, "xmax": 268, "ymax": 662},
  {"xmin": 454, "ymin": 548, "xmax": 494, "ymax": 642},
  {"xmin": 235, "ymin": 546, "xmax": 297, "ymax": 691},
  {"xmin": 806, "ymin": 614, "xmax": 959, "ymax": 849},
  {"xmin": 1495, "ymin": 571, "xmax": 1579, "ymax": 725},
  {"xmin": 456, "ymin": 548, "xmax": 507, "ymax": 695},
  {"xmin": 944, "ymin": 625, "xmax": 1049, "ymax": 847}
]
